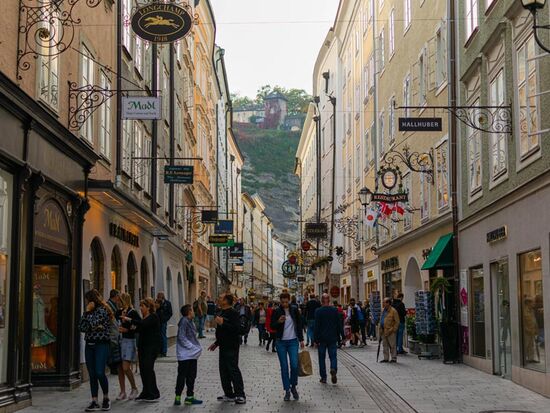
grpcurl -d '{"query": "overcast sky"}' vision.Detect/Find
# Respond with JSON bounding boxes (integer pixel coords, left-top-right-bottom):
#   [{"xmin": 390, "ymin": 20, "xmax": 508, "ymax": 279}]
[{"xmin": 210, "ymin": 0, "xmax": 340, "ymax": 98}]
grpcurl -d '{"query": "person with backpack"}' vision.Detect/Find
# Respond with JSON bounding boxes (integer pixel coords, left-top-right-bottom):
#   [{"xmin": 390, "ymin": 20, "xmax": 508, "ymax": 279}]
[
  {"xmin": 270, "ymin": 292, "xmax": 305, "ymax": 401},
  {"xmin": 79, "ymin": 289, "xmax": 114, "ymax": 411},
  {"xmin": 122, "ymin": 298, "xmax": 162, "ymax": 401},
  {"xmin": 106, "ymin": 290, "xmax": 122, "ymax": 375},
  {"xmin": 234, "ymin": 298, "xmax": 252, "ymax": 345},
  {"xmin": 174, "ymin": 304, "xmax": 203, "ymax": 406},
  {"xmin": 208, "ymin": 294, "xmax": 246, "ymax": 405},
  {"xmin": 116, "ymin": 293, "xmax": 140, "ymax": 401}
]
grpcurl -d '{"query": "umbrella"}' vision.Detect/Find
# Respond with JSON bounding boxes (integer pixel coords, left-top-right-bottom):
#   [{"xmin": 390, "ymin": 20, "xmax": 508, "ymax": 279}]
[{"xmin": 376, "ymin": 336, "xmax": 382, "ymax": 362}]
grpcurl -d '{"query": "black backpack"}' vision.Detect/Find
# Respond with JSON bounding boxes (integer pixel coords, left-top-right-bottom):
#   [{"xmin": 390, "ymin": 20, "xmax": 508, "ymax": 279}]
[{"xmin": 239, "ymin": 313, "xmax": 251, "ymax": 335}]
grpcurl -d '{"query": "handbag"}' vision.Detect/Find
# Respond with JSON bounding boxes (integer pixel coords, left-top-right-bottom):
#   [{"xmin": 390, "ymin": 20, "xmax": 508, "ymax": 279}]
[{"xmin": 298, "ymin": 350, "xmax": 312, "ymax": 377}]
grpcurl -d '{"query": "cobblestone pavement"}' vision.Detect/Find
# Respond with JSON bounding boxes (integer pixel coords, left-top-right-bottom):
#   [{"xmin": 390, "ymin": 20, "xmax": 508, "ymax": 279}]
[{"xmin": 22, "ymin": 332, "xmax": 550, "ymax": 413}]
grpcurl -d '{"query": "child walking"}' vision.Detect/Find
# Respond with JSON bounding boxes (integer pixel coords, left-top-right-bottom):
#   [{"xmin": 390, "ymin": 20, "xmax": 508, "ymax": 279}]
[{"xmin": 175, "ymin": 304, "xmax": 203, "ymax": 406}]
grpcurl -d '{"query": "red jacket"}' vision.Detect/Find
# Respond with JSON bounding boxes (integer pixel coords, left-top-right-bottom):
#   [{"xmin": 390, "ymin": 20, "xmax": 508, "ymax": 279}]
[{"xmin": 265, "ymin": 307, "xmax": 276, "ymax": 333}]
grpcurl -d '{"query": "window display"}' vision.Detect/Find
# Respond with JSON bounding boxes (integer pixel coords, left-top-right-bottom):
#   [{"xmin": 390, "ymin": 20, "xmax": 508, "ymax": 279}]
[
  {"xmin": 0, "ymin": 170, "xmax": 12, "ymax": 384},
  {"xmin": 31, "ymin": 265, "xmax": 59, "ymax": 372},
  {"xmin": 520, "ymin": 250, "xmax": 545, "ymax": 372},
  {"xmin": 470, "ymin": 267, "xmax": 486, "ymax": 358}
]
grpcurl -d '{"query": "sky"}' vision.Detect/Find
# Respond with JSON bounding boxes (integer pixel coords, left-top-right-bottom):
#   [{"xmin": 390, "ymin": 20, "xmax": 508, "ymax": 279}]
[{"xmin": 210, "ymin": 0, "xmax": 340, "ymax": 98}]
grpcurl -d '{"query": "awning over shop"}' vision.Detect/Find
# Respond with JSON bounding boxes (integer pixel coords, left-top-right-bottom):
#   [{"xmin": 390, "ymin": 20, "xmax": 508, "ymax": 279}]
[{"xmin": 422, "ymin": 233, "xmax": 454, "ymax": 270}]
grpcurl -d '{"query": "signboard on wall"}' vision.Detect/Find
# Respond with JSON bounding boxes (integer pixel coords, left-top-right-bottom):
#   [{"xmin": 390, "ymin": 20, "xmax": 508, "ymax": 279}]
[
  {"xmin": 131, "ymin": 2, "xmax": 194, "ymax": 43},
  {"xmin": 122, "ymin": 97, "xmax": 162, "ymax": 120},
  {"xmin": 305, "ymin": 223, "xmax": 328, "ymax": 239},
  {"xmin": 399, "ymin": 117, "xmax": 442, "ymax": 132},
  {"xmin": 215, "ymin": 220, "xmax": 234, "ymax": 235},
  {"xmin": 164, "ymin": 165, "xmax": 194, "ymax": 184}
]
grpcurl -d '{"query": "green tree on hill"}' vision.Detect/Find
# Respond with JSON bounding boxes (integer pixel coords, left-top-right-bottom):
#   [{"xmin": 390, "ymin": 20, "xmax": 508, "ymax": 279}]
[{"xmin": 232, "ymin": 86, "xmax": 312, "ymax": 116}]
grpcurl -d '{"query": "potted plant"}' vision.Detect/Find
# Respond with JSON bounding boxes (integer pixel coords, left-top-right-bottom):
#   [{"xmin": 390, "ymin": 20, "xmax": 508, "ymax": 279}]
[{"xmin": 406, "ymin": 315, "xmax": 419, "ymax": 354}]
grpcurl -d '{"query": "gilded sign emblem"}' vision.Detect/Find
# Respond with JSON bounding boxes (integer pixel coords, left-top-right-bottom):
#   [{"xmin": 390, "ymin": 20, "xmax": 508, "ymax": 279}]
[{"xmin": 131, "ymin": 3, "xmax": 194, "ymax": 43}]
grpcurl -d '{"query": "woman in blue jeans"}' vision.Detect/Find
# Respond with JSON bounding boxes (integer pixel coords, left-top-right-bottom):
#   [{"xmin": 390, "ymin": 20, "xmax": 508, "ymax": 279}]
[
  {"xmin": 270, "ymin": 293, "xmax": 304, "ymax": 401},
  {"xmin": 79, "ymin": 289, "xmax": 114, "ymax": 412}
]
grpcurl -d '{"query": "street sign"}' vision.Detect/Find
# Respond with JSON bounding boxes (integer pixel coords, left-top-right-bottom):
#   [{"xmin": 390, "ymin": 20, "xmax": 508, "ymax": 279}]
[
  {"xmin": 164, "ymin": 165, "xmax": 193, "ymax": 184},
  {"xmin": 282, "ymin": 260, "xmax": 298, "ymax": 277},
  {"xmin": 201, "ymin": 210, "xmax": 218, "ymax": 223},
  {"xmin": 213, "ymin": 239, "xmax": 235, "ymax": 247},
  {"xmin": 371, "ymin": 193, "xmax": 408, "ymax": 203},
  {"xmin": 214, "ymin": 220, "xmax": 234, "ymax": 235},
  {"xmin": 297, "ymin": 276, "xmax": 306, "ymax": 283},
  {"xmin": 229, "ymin": 258, "xmax": 245, "ymax": 265},
  {"xmin": 131, "ymin": 3, "xmax": 194, "ymax": 43},
  {"xmin": 209, "ymin": 235, "xmax": 228, "ymax": 244},
  {"xmin": 229, "ymin": 243, "xmax": 244, "ymax": 257},
  {"xmin": 398, "ymin": 117, "xmax": 442, "ymax": 132},
  {"xmin": 305, "ymin": 222, "xmax": 328, "ymax": 239},
  {"xmin": 122, "ymin": 97, "xmax": 162, "ymax": 120}
]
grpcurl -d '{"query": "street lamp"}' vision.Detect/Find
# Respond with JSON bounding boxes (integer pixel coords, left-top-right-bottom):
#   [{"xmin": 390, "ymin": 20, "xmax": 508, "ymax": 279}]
[
  {"xmin": 521, "ymin": 0, "xmax": 550, "ymax": 53},
  {"xmin": 358, "ymin": 187, "xmax": 373, "ymax": 208}
]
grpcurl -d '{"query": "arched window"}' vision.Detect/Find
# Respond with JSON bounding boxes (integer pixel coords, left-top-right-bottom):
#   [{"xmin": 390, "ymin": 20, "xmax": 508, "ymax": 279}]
[
  {"xmin": 166, "ymin": 267, "xmax": 172, "ymax": 302},
  {"xmin": 89, "ymin": 238, "xmax": 105, "ymax": 297},
  {"xmin": 177, "ymin": 272, "xmax": 184, "ymax": 309},
  {"xmin": 140, "ymin": 257, "xmax": 149, "ymax": 300},
  {"xmin": 127, "ymin": 252, "xmax": 137, "ymax": 306},
  {"xmin": 110, "ymin": 246, "xmax": 122, "ymax": 292}
]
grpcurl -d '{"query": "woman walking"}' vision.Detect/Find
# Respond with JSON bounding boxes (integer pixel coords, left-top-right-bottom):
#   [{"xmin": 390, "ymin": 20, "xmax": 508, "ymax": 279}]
[
  {"xmin": 265, "ymin": 302, "xmax": 277, "ymax": 352},
  {"xmin": 174, "ymin": 304, "xmax": 203, "ymax": 406},
  {"xmin": 79, "ymin": 289, "xmax": 114, "ymax": 411},
  {"xmin": 122, "ymin": 297, "xmax": 161, "ymax": 402},
  {"xmin": 254, "ymin": 302, "xmax": 267, "ymax": 346},
  {"xmin": 116, "ymin": 293, "xmax": 140, "ymax": 400},
  {"xmin": 270, "ymin": 293, "xmax": 304, "ymax": 401}
]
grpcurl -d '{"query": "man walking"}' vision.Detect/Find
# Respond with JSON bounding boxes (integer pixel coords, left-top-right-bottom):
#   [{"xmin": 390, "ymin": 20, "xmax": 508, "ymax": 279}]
[
  {"xmin": 156, "ymin": 292, "xmax": 173, "ymax": 357},
  {"xmin": 392, "ymin": 293, "xmax": 407, "ymax": 354},
  {"xmin": 305, "ymin": 294, "xmax": 321, "ymax": 347},
  {"xmin": 314, "ymin": 293, "xmax": 344, "ymax": 384},
  {"xmin": 271, "ymin": 292, "xmax": 304, "ymax": 401},
  {"xmin": 234, "ymin": 298, "xmax": 252, "ymax": 345},
  {"xmin": 380, "ymin": 297, "xmax": 400, "ymax": 363},
  {"xmin": 193, "ymin": 291, "xmax": 208, "ymax": 339},
  {"xmin": 208, "ymin": 294, "xmax": 246, "ymax": 405},
  {"xmin": 206, "ymin": 296, "xmax": 216, "ymax": 333}
]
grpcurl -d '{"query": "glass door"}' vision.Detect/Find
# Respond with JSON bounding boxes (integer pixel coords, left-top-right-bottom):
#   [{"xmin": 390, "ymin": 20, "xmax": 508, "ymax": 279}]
[{"xmin": 491, "ymin": 260, "xmax": 511, "ymax": 379}]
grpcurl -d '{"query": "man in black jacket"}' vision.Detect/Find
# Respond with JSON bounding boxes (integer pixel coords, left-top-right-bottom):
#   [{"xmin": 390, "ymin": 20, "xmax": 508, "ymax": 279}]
[
  {"xmin": 270, "ymin": 292, "xmax": 305, "ymax": 401},
  {"xmin": 392, "ymin": 293, "xmax": 407, "ymax": 355},
  {"xmin": 314, "ymin": 293, "xmax": 345, "ymax": 384},
  {"xmin": 208, "ymin": 294, "xmax": 246, "ymax": 405},
  {"xmin": 305, "ymin": 295, "xmax": 321, "ymax": 346},
  {"xmin": 156, "ymin": 292, "xmax": 172, "ymax": 357}
]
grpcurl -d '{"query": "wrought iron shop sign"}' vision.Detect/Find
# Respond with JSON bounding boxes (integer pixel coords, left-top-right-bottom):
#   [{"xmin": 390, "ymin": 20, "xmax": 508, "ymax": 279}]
[
  {"xmin": 487, "ymin": 226, "xmax": 507, "ymax": 243},
  {"xmin": 215, "ymin": 220, "xmax": 234, "ymax": 235},
  {"xmin": 132, "ymin": 3, "xmax": 193, "ymax": 43},
  {"xmin": 122, "ymin": 97, "xmax": 162, "ymax": 120},
  {"xmin": 109, "ymin": 223, "xmax": 139, "ymax": 247},
  {"xmin": 305, "ymin": 222, "xmax": 328, "ymax": 239},
  {"xmin": 371, "ymin": 193, "xmax": 409, "ymax": 203},
  {"xmin": 229, "ymin": 243, "xmax": 244, "ymax": 258},
  {"xmin": 209, "ymin": 235, "xmax": 229, "ymax": 244},
  {"xmin": 164, "ymin": 165, "xmax": 193, "ymax": 184},
  {"xmin": 399, "ymin": 117, "xmax": 442, "ymax": 132},
  {"xmin": 201, "ymin": 210, "xmax": 218, "ymax": 223},
  {"xmin": 381, "ymin": 257, "xmax": 399, "ymax": 271}
]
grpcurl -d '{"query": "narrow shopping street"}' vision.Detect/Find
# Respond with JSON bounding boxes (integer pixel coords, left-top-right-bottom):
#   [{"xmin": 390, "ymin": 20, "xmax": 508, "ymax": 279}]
[{"xmin": 23, "ymin": 330, "xmax": 550, "ymax": 413}]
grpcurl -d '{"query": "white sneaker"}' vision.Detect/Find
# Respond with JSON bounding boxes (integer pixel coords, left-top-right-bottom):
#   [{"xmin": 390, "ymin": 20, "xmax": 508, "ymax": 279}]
[
  {"xmin": 129, "ymin": 389, "xmax": 139, "ymax": 400},
  {"xmin": 116, "ymin": 392, "xmax": 127, "ymax": 401}
]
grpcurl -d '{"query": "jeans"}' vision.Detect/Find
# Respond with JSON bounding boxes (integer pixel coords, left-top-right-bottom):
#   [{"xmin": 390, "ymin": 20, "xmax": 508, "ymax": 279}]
[
  {"xmin": 276, "ymin": 338, "xmax": 299, "ymax": 391},
  {"xmin": 85, "ymin": 342, "xmax": 110, "ymax": 398},
  {"xmin": 359, "ymin": 321, "xmax": 367, "ymax": 343},
  {"xmin": 175, "ymin": 359, "xmax": 197, "ymax": 397},
  {"xmin": 368, "ymin": 322, "xmax": 377, "ymax": 339},
  {"xmin": 139, "ymin": 348, "xmax": 159, "ymax": 399},
  {"xmin": 306, "ymin": 320, "xmax": 315, "ymax": 344},
  {"xmin": 160, "ymin": 322, "xmax": 168, "ymax": 356},
  {"xmin": 197, "ymin": 315, "xmax": 206, "ymax": 337},
  {"xmin": 257, "ymin": 324, "xmax": 266, "ymax": 343},
  {"xmin": 219, "ymin": 347, "xmax": 245, "ymax": 398},
  {"xmin": 397, "ymin": 322, "xmax": 405, "ymax": 353},
  {"xmin": 317, "ymin": 342, "xmax": 337, "ymax": 380}
]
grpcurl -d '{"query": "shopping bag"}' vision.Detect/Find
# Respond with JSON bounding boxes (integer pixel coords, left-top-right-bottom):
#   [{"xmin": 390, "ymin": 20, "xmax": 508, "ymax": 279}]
[{"xmin": 298, "ymin": 350, "xmax": 312, "ymax": 377}]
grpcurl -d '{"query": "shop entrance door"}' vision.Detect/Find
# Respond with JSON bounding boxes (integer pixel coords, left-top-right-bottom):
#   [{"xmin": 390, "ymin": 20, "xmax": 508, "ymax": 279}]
[{"xmin": 491, "ymin": 260, "xmax": 511, "ymax": 379}]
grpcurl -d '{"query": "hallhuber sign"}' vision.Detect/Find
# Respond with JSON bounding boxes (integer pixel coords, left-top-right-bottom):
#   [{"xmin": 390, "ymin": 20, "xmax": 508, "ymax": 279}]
[
  {"xmin": 122, "ymin": 97, "xmax": 162, "ymax": 120},
  {"xmin": 131, "ymin": 3, "xmax": 193, "ymax": 43},
  {"xmin": 399, "ymin": 117, "xmax": 442, "ymax": 132}
]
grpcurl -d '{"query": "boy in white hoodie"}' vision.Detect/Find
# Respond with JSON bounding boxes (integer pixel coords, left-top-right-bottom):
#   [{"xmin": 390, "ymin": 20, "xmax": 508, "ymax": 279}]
[{"xmin": 175, "ymin": 304, "xmax": 203, "ymax": 406}]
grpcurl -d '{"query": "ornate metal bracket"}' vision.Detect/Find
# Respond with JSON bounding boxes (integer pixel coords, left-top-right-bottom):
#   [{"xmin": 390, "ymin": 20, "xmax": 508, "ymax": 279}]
[
  {"xmin": 382, "ymin": 145, "xmax": 435, "ymax": 184},
  {"xmin": 395, "ymin": 104, "xmax": 512, "ymax": 135},
  {"xmin": 335, "ymin": 216, "xmax": 361, "ymax": 252},
  {"xmin": 17, "ymin": 0, "xmax": 104, "ymax": 80},
  {"xmin": 68, "ymin": 82, "xmax": 116, "ymax": 130}
]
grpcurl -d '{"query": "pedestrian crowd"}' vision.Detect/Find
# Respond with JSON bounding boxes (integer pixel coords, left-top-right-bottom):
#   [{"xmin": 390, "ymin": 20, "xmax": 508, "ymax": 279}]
[{"xmin": 79, "ymin": 287, "xmax": 409, "ymax": 410}]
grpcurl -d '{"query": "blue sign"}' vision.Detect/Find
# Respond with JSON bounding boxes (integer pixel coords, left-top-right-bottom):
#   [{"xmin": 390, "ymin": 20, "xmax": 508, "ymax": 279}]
[{"xmin": 214, "ymin": 220, "xmax": 234, "ymax": 235}]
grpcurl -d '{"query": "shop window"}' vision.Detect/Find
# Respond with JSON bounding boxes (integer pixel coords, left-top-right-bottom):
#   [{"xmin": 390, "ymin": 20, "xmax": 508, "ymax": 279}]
[
  {"xmin": 140, "ymin": 257, "xmax": 149, "ymax": 300},
  {"xmin": 89, "ymin": 238, "xmax": 105, "ymax": 297},
  {"xmin": 470, "ymin": 267, "xmax": 486, "ymax": 358},
  {"xmin": 127, "ymin": 252, "xmax": 137, "ymax": 306},
  {"xmin": 0, "ymin": 170, "xmax": 13, "ymax": 384},
  {"xmin": 520, "ymin": 250, "xmax": 545, "ymax": 372},
  {"xmin": 111, "ymin": 246, "xmax": 122, "ymax": 292},
  {"xmin": 166, "ymin": 268, "xmax": 172, "ymax": 302},
  {"xmin": 31, "ymin": 265, "xmax": 59, "ymax": 372}
]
